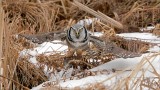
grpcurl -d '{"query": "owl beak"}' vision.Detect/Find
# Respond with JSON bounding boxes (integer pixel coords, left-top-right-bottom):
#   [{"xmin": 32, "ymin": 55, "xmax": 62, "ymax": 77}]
[{"xmin": 76, "ymin": 33, "xmax": 80, "ymax": 38}]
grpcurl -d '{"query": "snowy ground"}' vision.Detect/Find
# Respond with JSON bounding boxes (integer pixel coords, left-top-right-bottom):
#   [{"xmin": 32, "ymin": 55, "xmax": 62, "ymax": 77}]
[
  {"xmin": 117, "ymin": 32, "xmax": 160, "ymax": 44},
  {"xmin": 29, "ymin": 31, "xmax": 160, "ymax": 90}
]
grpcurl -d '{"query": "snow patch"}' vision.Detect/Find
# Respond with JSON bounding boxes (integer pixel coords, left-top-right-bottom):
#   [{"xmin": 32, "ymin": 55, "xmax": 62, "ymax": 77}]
[
  {"xmin": 77, "ymin": 18, "xmax": 100, "ymax": 26},
  {"xmin": 19, "ymin": 41, "xmax": 68, "ymax": 57},
  {"xmin": 117, "ymin": 33, "xmax": 160, "ymax": 43},
  {"xmin": 140, "ymin": 26, "xmax": 155, "ymax": 31}
]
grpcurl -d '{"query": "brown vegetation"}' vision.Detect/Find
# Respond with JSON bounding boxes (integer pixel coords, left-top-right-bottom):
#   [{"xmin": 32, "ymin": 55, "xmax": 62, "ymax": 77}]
[{"xmin": 0, "ymin": 0, "xmax": 160, "ymax": 90}]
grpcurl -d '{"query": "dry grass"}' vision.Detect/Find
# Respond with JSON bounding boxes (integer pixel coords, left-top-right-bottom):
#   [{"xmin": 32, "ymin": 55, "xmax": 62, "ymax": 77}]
[
  {"xmin": 0, "ymin": 0, "xmax": 4, "ymax": 89},
  {"xmin": 0, "ymin": 0, "xmax": 159, "ymax": 90},
  {"xmin": 153, "ymin": 24, "xmax": 160, "ymax": 36}
]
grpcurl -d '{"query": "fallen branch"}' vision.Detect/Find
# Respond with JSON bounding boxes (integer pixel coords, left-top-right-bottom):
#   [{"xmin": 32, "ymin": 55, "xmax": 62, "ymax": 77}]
[{"xmin": 72, "ymin": 0, "xmax": 124, "ymax": 29}]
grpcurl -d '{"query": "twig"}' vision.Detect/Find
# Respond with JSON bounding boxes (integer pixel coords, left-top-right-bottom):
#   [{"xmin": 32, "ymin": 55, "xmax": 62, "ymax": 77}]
[
  {"xmin": 65, "ymin": 59, "xmax": 94, "ymax": 69},
  {"xmin": 7, "ymin": 57, "xmax": 20, "ymax": 89},
  {"xmin": 61, "ymin": 0, "xmax": 67, "ymax": 15},
  {"xmin": 72, "ymin": 0, "xmax": 124, "ymax": 29}
]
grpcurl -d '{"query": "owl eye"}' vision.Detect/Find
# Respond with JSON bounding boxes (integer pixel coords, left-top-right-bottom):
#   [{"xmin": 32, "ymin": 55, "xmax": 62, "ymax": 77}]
[
  {"xmin": 70, "ymin": 27, "xmax": 77, "ymax": 33},
  {"xmin": 78, "ymin": 27, "xmax": 83, "ymax": 33}
]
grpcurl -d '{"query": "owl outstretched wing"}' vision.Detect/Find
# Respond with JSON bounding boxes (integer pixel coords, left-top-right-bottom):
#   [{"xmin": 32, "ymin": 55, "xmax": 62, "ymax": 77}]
[
  {"xmin": 18, "ymin": 30, "xmax": 66, "ymax": 44},
  {"xmin": 90, "ymin": 35, "xmax": 141, "ymax": 58}
]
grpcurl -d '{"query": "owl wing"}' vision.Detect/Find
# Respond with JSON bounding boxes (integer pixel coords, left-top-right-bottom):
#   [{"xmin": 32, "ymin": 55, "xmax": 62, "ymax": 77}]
[
  {"xmin": 103, "ymin": 41, "xmax": 141, "ymax": 58},
  {"xmin": 90, "ymin": 35, "xmax": 141, "ymax": 58},
  {"xmin": 89, "ymin": 35, "xmax": 106, "ymax": 51},
  {"xmin": 18, "ymin": 30, "xmax": 67, "ymax": 44}
]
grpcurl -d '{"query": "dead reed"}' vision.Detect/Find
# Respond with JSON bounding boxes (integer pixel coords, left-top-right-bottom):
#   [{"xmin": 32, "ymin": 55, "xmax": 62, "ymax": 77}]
[
  {"xmin": 0, "ymin": 0, "xmax": 160, "ymax": 90},
  {"xmin": 0, "ymin": 0, "xmax": 4, "ymax": 90}
]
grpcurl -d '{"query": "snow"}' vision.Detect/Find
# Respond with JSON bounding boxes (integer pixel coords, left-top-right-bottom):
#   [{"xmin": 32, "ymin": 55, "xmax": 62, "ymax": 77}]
[
  {"xmin": 148, "ymin": 46, "xmax": 160, "ymax": 52},
  {"xmin": 90, "ymin": 32, "xmax": 103, "ymax": 37},
  {"xmin": 77, "ymin": 18, "xmax": 100, "ymax": 26},
  {"xmin": 59, "ymin": 75, "xmax": 109, "ymax": 88},
  {"xmin": 29, "ymin": 57, "xmax": 38, "ymax": 64},
  {"xmin": 31, "ymin": 83, "xmax": 44, "ymax": 90},
  {"xmin": 90, "ymin": 57, "xmax": 142, "ymax": 71},
  {"xmin": 20, "ymin": 41, "xmax": 68, "ymax": 57},
  {"xmin": 117, "ymin": 33, "xmax": 160, "ymax": 44},
  {"xmin": 91, "ymin": 53, "xmax": 160, "ymax": 73},
  {"xmin": 140, "ymin": 26, "xmax": 155, "ymax": 31}
]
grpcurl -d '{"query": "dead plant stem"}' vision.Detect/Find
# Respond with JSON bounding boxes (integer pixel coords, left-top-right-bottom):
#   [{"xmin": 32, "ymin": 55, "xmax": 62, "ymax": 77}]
[
  {"xmin": 0, "ymin": 75, "xmax": 30, "ymax": 90},
  {"xmin": 0, "ymin": 0, "xmax": 4, "ymax": 89}
]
